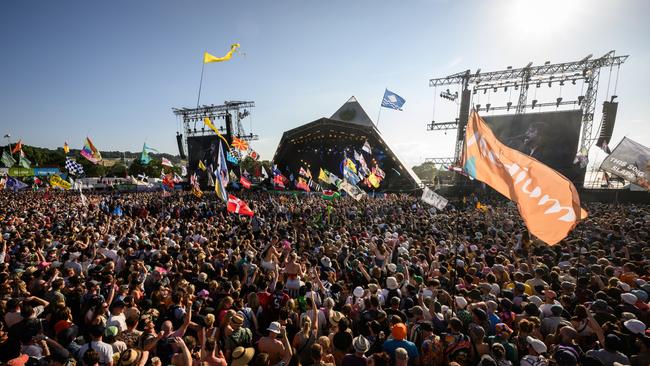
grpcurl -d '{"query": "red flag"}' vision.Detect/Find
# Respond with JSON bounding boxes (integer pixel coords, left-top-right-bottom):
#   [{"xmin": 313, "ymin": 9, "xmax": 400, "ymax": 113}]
[
  {"xmin": 227, "ymin": 194, "xmax": 254, "ymax": 216},
  {"xmin": 273, "ymin": 174, "xmax": 286, "ymax": 189},
  {"xmin": 296, "ymin": 178, "xmax": 310, "ymax": 192},
  {"xmin": 162, "ymin": 174, "xmax": 175, "ymax": 189},
  {"xmin": 240, "ymin": 176, "xmax": 251, "ymax": 189},
  {"xmin": 11, "ymin": 140, "xmax": 22, "ymax": 154},
  {"xmin": 249, "ymin": 150, "xmax": 260, "ymax": 160}
]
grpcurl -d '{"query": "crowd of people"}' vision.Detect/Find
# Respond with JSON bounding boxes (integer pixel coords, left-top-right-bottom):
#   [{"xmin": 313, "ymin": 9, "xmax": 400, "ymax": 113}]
[{"xmin": 0, "ymin": 189, "xmax": 648, "ymax": 366}]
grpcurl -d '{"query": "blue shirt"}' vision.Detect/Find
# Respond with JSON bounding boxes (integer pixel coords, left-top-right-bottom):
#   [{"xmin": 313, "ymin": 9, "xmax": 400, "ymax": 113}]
[{"xmin": 383, "ymin": 339, "xmax": 419, "ymax": 366}]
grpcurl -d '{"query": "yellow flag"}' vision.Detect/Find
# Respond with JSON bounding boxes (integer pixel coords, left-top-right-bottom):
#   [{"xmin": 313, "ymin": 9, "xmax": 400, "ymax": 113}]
[
  {"xmin": 50, "ymin": 175, "xmax": 72, "ymax": 190},
  {"xmin": 368, "ymin": 173, "xmax": 380, "ymax": 188},
  {"xmin": 203, "ymin": 44, "xmax": 240, "ymax": 63},
  {"xmin": 203, "ymin": 117, "xmax": 231, "ymax": 148},
  {"xmin": 198, "ymin": 160, "xmax": 207, "ymax": 171},
  {"xmin": 63, "ymin": 142, "xmax": 69, "ymax": 154},
  {"xmin": 318, "ymin": 168, "xmax": 329, "ymax": 182}
]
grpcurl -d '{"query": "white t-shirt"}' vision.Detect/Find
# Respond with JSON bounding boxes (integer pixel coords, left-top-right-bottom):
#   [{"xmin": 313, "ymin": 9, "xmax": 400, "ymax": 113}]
[
  {"xmin": 78, "ymin": 340, "xmax": 114, "ymax": 366},
  {"xmin": 107, "ymin": 313, "xmax": 127, "ymax": 332}
]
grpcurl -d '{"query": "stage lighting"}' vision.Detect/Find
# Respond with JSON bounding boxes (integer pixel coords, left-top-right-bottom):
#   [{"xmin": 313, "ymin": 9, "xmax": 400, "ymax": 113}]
[
  {"xmin": 548, "ymin": 81, "xmax": 552, "ymax": 87},
  {"xmin": 611, "ymin": 95, "xmax": 618, "ymax": 102},
  {"xmin": 504, "ymin": 86, "xmax": 508, "ymax": 92},
  {"xmin": 473, "ymin": 89, "xmax": 477, "ymax": 95},
  {"xmin": 507, "ymin": 101, "xmax": 512, "ymax": 111},
  {"xmin": 486, "ymin": 103, "xmax": 491, "ymax": 112},
  {"xmin": 572, "ymin": 80, "xmax": 576, "ymax": 85},
  {"xmin": 556, "ymin": 97, "xmax": 563, "ymax": 107},
  {"xmin": 578, "ymin": 95, "xmax": 585, "ymax": 105},
  {"xmin": 483, "ymin": 89, "xmax": 487, "ymax": 94},
  {"xmin": 475, "ymin": 104, "xmax": 481, "ymax": 111},
  {"xmin": 560, "ymin": 81, "xmax": 565, "ymax": 86},
  {"xmin": 531, "ymin": 100, "xmax": 537, "ymax": 109},
  {"xmin": 536, "ymin": 82, "xmax": 541, "ymax": 88},
  {"xmin": 493, "ymin": 87, "xmax": 498, "ymax": 93}
]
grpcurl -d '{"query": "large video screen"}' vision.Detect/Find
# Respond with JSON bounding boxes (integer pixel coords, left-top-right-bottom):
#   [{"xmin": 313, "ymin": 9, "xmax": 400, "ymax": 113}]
[
  {"xmin": 483, "ymin": 110, "xmax": 583, "ymax": 183},
  {"xmin": 187, "ymin": 135, "xmax": 227, "ymax": 185}
]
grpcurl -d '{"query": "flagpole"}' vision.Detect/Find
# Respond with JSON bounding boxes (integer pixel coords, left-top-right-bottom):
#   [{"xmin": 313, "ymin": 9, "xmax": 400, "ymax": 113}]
[
  {"xmin": 196, "ymin": 53, "xmax": 206, "ymax": 108},
  {"xmin": 376, "ymin": 106, "xmax": 383, "ymax": 129}
]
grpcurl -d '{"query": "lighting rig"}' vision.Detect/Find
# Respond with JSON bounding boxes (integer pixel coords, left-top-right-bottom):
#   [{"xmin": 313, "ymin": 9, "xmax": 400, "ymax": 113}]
[
  {"xmin": 172, "ymin": 100, "xmax": 257, "ymax": 154},
  {"xmin": 425, "ymin": 51, "xmax": 627, "ymax": 169}
]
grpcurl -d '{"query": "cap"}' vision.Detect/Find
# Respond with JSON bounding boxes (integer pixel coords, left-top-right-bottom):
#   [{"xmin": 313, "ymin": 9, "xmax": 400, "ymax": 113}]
[
  {"xmin": 353, "ymin": 286, "xmax": 364, "ymax": 298},
  {"xmin": 621, "ymin": 292, "xmax": 638, "ymax": 305},
  {"xmin": 624, "ymin": 319, "xmax": 647, "ymax": 335},
  {"xmin": 526, "ymin": 336, "xmax": 547, "ymax": 354}
]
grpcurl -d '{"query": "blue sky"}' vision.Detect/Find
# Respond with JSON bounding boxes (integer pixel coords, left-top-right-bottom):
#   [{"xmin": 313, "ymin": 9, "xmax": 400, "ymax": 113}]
[{"xmin": 1, "ymin": 0, "xmax": 648, "ymax": 168}]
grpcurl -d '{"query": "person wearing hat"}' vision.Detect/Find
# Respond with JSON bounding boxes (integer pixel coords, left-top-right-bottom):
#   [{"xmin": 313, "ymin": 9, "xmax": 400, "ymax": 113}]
[
  {"xmin": 586, "ymin": 334, "xmax": 630, "ymax": 365},
  {"xmin": 341, "ymin": 335, "xmax": 369, "ymax": 366},
  {"xmin": 224, "ymin": 313, "xmax": 253, "ymax": 360},
  {"xmin": 489, "ymin": 323, "xmax": 518, "ymax": 365},
  {"xmin": 520, "ymin": 336, "xmax": 548, "ymax": 366},
  {"xmin": 230, "ymin": 346, "xmax": 255, "ymax": 366},
  {"xmin": 258, "ymin": 322, "xmax": 291, "ymax": 365},
  {"xmin": 383, "ymin": 323, "xmax": 419, "ymax": 366},
  {"xmin": 116, "ymin": 348, "xmax": 148, "ymax": 366}
]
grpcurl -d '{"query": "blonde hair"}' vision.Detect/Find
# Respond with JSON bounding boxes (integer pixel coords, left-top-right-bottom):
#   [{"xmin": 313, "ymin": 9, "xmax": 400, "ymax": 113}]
[{"xmin": 204, "ymin": 314, "xmax": 215, "ymax": 327}]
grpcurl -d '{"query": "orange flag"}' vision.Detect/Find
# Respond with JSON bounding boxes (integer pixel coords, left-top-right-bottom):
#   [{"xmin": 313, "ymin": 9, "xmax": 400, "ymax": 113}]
[
  {"xmin": 462, "ymin": 111, "xmax": 587, "ymax": 245},
  {"xmin": 11, "ymin": 140, "xmax": 22, "ymax": 154}
]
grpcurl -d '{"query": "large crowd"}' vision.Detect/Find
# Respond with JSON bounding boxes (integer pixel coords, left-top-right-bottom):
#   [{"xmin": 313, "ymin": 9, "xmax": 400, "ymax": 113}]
[{"xmin": 0, "ymin": 190, "xmax": 648, "ymax": 366}]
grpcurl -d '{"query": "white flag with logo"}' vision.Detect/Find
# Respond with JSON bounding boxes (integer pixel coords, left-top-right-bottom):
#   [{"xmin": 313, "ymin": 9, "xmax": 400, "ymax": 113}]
[{"xmin": 421, "ymin": 187, "xmax": 448, "ymax": 211}]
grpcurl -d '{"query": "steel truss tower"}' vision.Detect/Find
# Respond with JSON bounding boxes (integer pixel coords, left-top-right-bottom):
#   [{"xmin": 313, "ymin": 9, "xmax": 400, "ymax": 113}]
[{"xmin": 426, "ymin": 51, "xmax": 627, "ymax": 167}]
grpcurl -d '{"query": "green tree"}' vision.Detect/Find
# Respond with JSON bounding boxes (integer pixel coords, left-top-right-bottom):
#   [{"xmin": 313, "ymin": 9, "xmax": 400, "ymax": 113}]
[
  {"xmin": 107, "ymin": 163, "xmax": 127, "ymax": 177},
  {"xmin": 411, "ymin": 162, "xmax": 438, "ymax": 182}
]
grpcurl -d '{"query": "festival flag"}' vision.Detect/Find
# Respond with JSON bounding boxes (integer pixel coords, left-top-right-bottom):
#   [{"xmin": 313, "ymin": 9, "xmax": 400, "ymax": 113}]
[
  {"xmin": 5, "ymin": 177, "xmax": 28, "ymax": 191},
  {"xmin": 229, "ymin": 170, "xmax": 238, "ymax": 183},
  {"xmin": 296, "ymin": 177, "xmax": 310, "ymax": 192},
  {"xmin": 198, "ymin": 160, "xmax": 207, "ymax": 171},
  {"xmin": 206, "ymin": 169, "xmax": 215, "ymax": 187},
  {"xmin": 242, "ymin": 169, "xmax": 250, "ymax": 178},
  {"xmin": 215, "ymin": 141, "xmax": 229, "ymax": 202},
  {"xmin": 19, "ymin": 151, "xmax": 31, "ymax": 169},
  {"xmin": 181, "ymin": 166, "xmax": 187, "ymax": 177},
  {"xmin": 261, "ymin": 166, "xmax": 269, "ymax": 180},
  {"xmin": 203, "ymin": 117, "xmax": 230, "ymax": 148},
  {"xmin": 226, "ymin": 151, "xmax": 239, "ymax": 164},
  {"xmin": 227, "ymin": 194, "xmax": 254, "ymax": 217},
  {"xmin": 299, "ymin": 167, "xmax": 309, "ymax": 177},
  {"xmin": 328, "ymin": 172, "xmax": 342, "ymax": 187},
  {"xmin": 204, "ymin": 43, "xmax": 241, "ymax": 64},
  {"xmin": 161, "ymin": 157, "xmax": 173, "ymax": 167},
  {"xmin": 49, "ymin": 175, "xmax": 72, "ymax": 190},
  {"xmin": 192, "ymin": 186, "xmax": 203, "ymax": 198},
  {"xmin": 273, "ymin": 174, "xmax": 286, "ymax": 189},
  {"xmin": 1, "ymin": 150, "xmax": 16, "ymax": 167},
  {"xmin": 367, "ymin": 173, "xmax": 381, "ymax": 188},
  {"xmin": 79, "ymin": 186, "xmax": 88, "ymax": 206},
  {"xmin": 322, "ymin": 190, "xmax": 340, "ymax": 200},
  {"xmin": 476, "ymin": 201, "xmax": 489, "ymax": 212},
  {"xmin": 232, "ymin": 136, "xmax": 249, "ymax": 151},
  {"xmin": 372, "ymin": 166, "xmax": 385, "ymax": 179},
  {"xmin": 140, "ymin": 143, "xmax": 158, "ymax": 165},
  {"xmin": 80, "ymin": 137, "xmax": 102, "ymax": 164},
  {"xmin": 344, "ymin": 158, "xmax": 357, "ymax": 174},
  {"xmin": 354, "ymin": 150, "xmax": 370, "ymax": 176},
  {"xmin": 249, "ymin": 150, "xmax": 260, "ymax": 161},
  {"xmin": 339, "ymin": 180, "xmax": 366, "ymax": 201},
  {"xmin": 362, "ymin": 140, "xmax": 372, "ymax": 154},
  {"xmin": 318, "ymin": 168, "xmax": 329, "ymax": 182},
  {"xmin": 162, "ymin": 174, "xmax": 175, "ymax": 190},
  {"xmin": 462, "ymin": 111, "xmax": 586, "ymax": 245},
  {"xmin": 11, "ymin": 140, "xmax": 22, "ymax": 154},
  {"xmin": 381, "ymin": 89, "xmax": 406, "ymax": 111},
  {"xmin": 63, "ymin": 142, "xmax": 70, "ymax": 154},
  {"xmin": 421, "ymin": 187, "xmax": 448, "ymax": 211},
  {"xmin": 240, "ymin": 175, "xmax": 251, "ymax": 189}
]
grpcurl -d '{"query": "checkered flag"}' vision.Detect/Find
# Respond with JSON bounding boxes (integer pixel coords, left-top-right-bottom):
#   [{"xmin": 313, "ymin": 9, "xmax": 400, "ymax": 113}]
[{"xmin": 65, "ymin": 157, "xmax": 84, "ymax": 176}]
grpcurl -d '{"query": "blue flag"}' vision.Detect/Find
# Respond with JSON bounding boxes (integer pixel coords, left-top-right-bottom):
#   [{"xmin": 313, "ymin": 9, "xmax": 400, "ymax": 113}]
[
  {"xmin": 381, "ymin": 89, "xmax": 406, "ymax": 111},
  {"xmin": 5, "ymin": 177, "xmax": 28, "ymax": 191}
]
